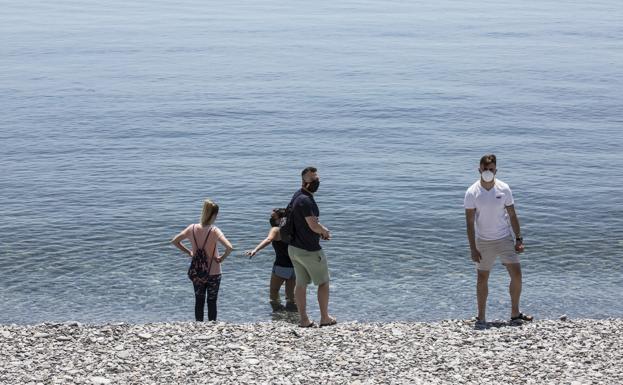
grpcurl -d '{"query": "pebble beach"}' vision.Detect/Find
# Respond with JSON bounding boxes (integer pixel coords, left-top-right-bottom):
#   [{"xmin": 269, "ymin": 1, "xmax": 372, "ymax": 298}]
[{"xmin": 1, "ymin": 318, "xmax": 621, "ymax": 384}]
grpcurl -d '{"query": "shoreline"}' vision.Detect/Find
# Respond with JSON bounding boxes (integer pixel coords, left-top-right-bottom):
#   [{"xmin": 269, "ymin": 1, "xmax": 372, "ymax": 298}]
[{"xmin": 2, "ymin": 319, "xmax": 622, "ymax": 384}]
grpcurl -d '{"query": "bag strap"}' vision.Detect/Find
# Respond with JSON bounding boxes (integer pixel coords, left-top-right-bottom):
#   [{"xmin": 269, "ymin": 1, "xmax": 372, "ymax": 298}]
[
  {"xmin": 284, "ymin": 200, "xmax": 295, "ymax": 238},
  {"xmin": 199, "ymin": 226, "xmax": 213, "ymax": 251},
  {"xmin": 192, "ymin": 224, "xmax": 213, "ymax": 254},
  {"xmin": 191, "ymin": 224, "xmax": 198, "ymax": 248},
  {"xmin": 204, "ymin": 240, "xmax": 219, "ymax": 276},
  {"xmin": 204, "ymin": 229, "xmax": 218, "ymax": 277},
  {"xmin": 190, "ymin": 225, "xmax": 220, "ymax": 277}
]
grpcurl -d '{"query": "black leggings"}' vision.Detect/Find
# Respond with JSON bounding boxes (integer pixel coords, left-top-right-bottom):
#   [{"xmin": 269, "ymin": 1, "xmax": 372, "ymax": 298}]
[{"xmin": 193, "ymin": 274, "xmax": 222, "ymax": 321}]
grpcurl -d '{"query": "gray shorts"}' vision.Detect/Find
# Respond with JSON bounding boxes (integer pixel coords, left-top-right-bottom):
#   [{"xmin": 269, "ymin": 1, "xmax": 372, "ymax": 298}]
[
  {"xmin": 288, "ymin": 245, "xmax": 330, "ymax": 286},
  {"xmin": 475, "ymin": 235, "xmax": 520, "ymax": 271},
  {"xmin": 272, "ymin": 265, "xmax": 295, "ymax": 280}
]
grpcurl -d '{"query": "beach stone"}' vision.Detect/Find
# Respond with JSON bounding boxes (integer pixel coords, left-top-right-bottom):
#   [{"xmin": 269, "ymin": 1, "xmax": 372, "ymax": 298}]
[
  {"xmin": 1, "ymin": 331, "xmax": 10, "ymax": 338},
  {"xmin": 392, "ymin": 328, "xmax": 404, "ymax": 336},
  {"xmin": 0, "ymin": 320, "xmax": 621, "ymax": 384},
  {"xmin": 89, "ymin": 377, "xmax": 111, "ymax": 385},
  {"xmin": 196, "ymin": 335, "xmax": 211, "ymax": 340},
  {"xmin": 138, "ymin": 333, "xmax": 152, "ymax": 340},
  {"xmin": 33, "ymin": 333, "xmax": 49, "ymax": 338}
]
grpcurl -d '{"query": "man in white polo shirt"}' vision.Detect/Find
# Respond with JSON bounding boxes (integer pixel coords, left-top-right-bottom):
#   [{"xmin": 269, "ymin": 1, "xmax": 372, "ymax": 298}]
[{"xmin": 464, "ymin": 154, "xmax": 532, "ymax": 326}]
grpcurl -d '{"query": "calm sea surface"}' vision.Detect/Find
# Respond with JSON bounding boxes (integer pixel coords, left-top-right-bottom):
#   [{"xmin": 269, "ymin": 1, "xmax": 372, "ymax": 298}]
[{"xmin": 2, "ymin": 0, "xmax": 622, "ymax": 324}]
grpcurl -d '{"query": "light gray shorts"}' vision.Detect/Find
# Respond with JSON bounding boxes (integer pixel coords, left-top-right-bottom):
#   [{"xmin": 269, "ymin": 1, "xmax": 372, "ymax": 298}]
[
  {"xmin": 475, "ymin": 235, "xmax": 520, "ymax": 271},
  {"xmin": 272, "ymin": 265, "xmax": 295, "ymax": 280},
  {"xmin": 288, "ymin": 245, "xmax": 330, "ymax": 286}
]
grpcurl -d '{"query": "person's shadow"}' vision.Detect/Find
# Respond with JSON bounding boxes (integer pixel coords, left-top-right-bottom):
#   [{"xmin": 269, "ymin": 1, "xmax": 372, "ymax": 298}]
[{"xmin": 474, "ymin": 319, "xmax": 526, "ymax": 330}]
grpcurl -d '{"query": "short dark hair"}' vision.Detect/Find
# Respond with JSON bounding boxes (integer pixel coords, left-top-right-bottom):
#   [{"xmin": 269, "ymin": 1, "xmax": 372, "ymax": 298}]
[
  {"xmin": 301, "ymin": 166, "xmax": 317, "ymax": 180},
  {"xmin": 272, "ymin": 208, "xmax": 287, "ymax": 218},
  {"xmin": 480, "ymin": 154, "xmax": 496, "ymax": 166},
  {"xmin": 270, "ymin": 208, "xmax": 287, "ymax": 227}
]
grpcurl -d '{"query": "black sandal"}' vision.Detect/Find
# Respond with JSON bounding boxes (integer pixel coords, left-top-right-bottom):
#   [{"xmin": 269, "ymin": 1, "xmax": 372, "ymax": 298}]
[{"xmin": 511, "ymin": 313, "xmax": 534, "ymax": 322}]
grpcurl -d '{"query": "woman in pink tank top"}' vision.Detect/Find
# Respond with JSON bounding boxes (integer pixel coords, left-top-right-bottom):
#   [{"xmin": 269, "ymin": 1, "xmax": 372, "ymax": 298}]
[{"xmin": 171, "ymin": 199, "xmax": 234, "ymax": 321}]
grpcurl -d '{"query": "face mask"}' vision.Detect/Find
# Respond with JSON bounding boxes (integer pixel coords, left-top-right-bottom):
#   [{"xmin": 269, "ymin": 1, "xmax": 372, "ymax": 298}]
[
  {"xmin": 481, "ymin": 170, "xmax": 495, "ymax": 182},
  {"xmin": 306, "ymin": 179, "xmax": 320, "ymax": 193}
]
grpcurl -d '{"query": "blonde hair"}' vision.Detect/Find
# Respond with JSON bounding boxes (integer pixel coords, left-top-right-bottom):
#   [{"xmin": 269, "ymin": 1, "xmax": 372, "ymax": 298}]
[{"xmin": 200, "ymin": 199, "xmax": 219, "ymax": 226}]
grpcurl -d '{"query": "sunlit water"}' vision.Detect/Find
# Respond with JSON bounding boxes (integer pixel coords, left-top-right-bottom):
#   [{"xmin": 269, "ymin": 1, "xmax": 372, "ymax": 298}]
[{"xmin": 1, "ymin": 0, "xmax": 622, "ymax": 324}]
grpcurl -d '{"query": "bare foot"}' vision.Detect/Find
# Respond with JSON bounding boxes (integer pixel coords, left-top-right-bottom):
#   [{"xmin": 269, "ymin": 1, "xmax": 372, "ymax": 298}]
[
  {"xmin": 319, "ymin": 316, "xmax": 337, "ymax": 327},
  {"xmin": 299, "ymin": 319, "xmax": 315, "ymax": 328}
]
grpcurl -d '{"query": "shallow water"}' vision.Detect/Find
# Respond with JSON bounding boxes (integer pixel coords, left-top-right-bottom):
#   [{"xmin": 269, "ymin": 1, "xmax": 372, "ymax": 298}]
[{"xmin": 1, "ymin": 0, "xmax": 622, "ymax": 324}]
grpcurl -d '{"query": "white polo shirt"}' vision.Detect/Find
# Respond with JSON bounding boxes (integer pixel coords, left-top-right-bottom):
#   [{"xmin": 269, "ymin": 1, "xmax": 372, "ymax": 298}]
[{"xmin": 464, "ymin": 179, "xmax": 514, "ymax": 241}]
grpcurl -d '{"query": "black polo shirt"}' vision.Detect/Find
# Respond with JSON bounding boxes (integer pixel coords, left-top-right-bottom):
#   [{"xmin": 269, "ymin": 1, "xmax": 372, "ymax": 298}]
[{"xmin": 289, "ymin": 189, "xmax": 321, "ymax": 252}]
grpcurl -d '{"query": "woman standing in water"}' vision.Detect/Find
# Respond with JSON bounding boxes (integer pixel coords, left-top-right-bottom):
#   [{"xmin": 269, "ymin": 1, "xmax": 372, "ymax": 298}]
[
  {"xmin": 171, "ymin": 199, "xmax": 234, "ymax": 321},
  {"xmin": 246, "ymin": 208, "xmax": 297, "ymax": 312}
]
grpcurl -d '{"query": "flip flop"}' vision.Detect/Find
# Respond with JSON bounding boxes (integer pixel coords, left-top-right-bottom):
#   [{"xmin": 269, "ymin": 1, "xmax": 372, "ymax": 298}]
[
  {"xmin": 299, "ymin": 321, "xmax": 315, "ymax": 328},
  {"xmin": 510, "ymin": 313, "xmax": 534, "ymax": 322},
  {"xmin": 319, "ymin": 319, "xmax": 337, "ymax": 327}
]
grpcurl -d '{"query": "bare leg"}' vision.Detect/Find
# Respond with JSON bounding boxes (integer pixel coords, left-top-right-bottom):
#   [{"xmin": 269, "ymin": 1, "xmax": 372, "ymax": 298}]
[
  {"xmin": 269, "ymin": 274, "xmax": 286, "ymax": 311},
  {"xmin": 318, "ymin": 281, "xmax": 334, "ymax": 324},
  {"xmin": 505, "ymin": 263, "xmax": 522, "ymax": 317},
  {"xmin": 285, "ymin": 278, "xmax": 296, "ymax": 307},
  {"xmin": 477, "ymin": 269, "xmax": 490, "ymax": 321},
  {"xmin": 295, "ymin": 283, "xmax": 310, "ymax": 326}
]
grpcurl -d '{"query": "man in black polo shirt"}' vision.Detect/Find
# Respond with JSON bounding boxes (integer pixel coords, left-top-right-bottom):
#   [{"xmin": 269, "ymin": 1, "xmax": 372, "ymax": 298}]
[{"xmin": 287, "ymin": 166, "xmax": 336, "ymax": 327}]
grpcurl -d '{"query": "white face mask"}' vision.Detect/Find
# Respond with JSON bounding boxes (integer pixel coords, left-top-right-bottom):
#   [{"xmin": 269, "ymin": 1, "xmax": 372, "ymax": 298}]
[{"xmin": 481, "ymin": 170, "xmax": 495, "ymax": 182}]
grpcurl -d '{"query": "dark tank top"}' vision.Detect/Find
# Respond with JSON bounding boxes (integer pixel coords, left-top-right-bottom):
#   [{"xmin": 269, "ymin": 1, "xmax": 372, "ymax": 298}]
[{"xmin": 271, "ymin": 240, "xmax": 293, "ymax": 267}]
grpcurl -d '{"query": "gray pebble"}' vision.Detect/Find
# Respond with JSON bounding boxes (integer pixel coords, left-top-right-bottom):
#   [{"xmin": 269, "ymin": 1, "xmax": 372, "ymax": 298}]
[
  {"xmin": 0, "ymin": 319, "xmax": 620, "ymax": 384},
  {"xmin": 90, "ymin": 377, "xmax": 111, "ymax": 384}
]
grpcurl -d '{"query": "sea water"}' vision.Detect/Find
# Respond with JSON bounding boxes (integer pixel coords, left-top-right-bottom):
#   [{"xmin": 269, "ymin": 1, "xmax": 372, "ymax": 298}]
[{"xmin": 1, "ymin": 0, "xmax": 622, "ymax": 324}]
